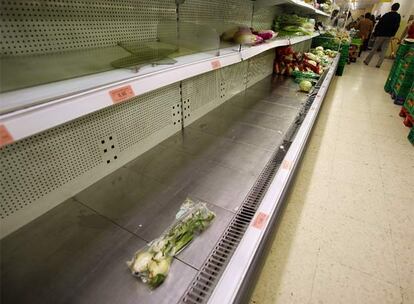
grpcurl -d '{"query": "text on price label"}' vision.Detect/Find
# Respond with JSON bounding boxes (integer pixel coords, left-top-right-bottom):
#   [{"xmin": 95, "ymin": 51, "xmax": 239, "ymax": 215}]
[
  {"xmin": 211, "ymin": 60, "xmax": 221, "ymax": 70},
  {"xmin": 109, "ymin": 85, "xmax": 135, "ymax": 104},
  {"xmin": 252, "ymin": 212, "xmax": 269, "ymax": 230}
]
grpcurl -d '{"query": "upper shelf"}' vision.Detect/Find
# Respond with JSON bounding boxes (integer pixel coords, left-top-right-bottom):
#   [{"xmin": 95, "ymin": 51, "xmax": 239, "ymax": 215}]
[
  {"xmin": 0, "ymin": 33, "xmax": 320, "ymax": 148},
  {"xmin": 255, "ymin": 0, "xmax": 331, "ymax": 17}
]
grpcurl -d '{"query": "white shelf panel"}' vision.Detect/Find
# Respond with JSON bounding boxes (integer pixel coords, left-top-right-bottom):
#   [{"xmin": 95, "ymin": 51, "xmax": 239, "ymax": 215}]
[
  {"xmin": 0, "ymin": 34, "xmax": 319, "ymax": 147},
  {"xmin": 255, "ymin": 0, "xmax": 331, "ymax": 17}
]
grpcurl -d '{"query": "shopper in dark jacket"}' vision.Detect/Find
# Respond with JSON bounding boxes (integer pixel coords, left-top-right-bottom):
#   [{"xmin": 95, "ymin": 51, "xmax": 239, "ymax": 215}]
[{"xmin": 364, "ymin": 3, "xmax": 401, "ymax": 67}]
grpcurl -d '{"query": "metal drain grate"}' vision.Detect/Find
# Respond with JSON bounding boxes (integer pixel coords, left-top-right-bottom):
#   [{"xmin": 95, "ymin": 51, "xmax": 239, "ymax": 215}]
[{"xmin": 179, "ymin": 72, "xmax": 327, "ymax": 304}]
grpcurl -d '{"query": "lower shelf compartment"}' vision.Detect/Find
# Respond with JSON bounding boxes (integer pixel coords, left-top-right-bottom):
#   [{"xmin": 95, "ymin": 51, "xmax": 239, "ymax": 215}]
[{"xmin": 0, "ymin": 60, "xmax": 337, "ymax": 304}]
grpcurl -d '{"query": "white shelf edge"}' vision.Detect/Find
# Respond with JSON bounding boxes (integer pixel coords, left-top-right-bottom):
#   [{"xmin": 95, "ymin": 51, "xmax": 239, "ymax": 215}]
[
  {"xmin": 255, "ymin": 0, "xmax": 330, "ymax": 17},
  {"xmin": 207, "ymin": 55, "xmax": 340, "ymax": 304},
  {"xmin": 0, "ymin": 34, "xmax": 320, "ymax": 147}
]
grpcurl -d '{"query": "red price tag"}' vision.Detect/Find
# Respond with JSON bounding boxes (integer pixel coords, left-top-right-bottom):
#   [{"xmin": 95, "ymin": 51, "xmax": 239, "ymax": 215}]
[
  {"xmin": 252, "ymin": 212, "xmax": 269, "ymax": 230},
  {"xmin": 109, "ymin": 85, "xmax": 135, "ymax": 104},
  {"xmin": 0, "ymin": 124, "xmax": 14, "ymax": 148},
  {"xmin": 211, "ymin": 60, "xmax": 221, "ymax": 70}
]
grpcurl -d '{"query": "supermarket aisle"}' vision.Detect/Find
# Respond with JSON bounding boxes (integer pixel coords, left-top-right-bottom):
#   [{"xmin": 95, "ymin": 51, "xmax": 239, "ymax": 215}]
[{"xmin": 250, "ymin": 59, "xmax": 414, "ymax": 304}]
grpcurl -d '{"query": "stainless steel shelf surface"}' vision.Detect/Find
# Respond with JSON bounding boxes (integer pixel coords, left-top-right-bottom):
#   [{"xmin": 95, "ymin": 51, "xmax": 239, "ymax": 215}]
[{"xmin": 1, "ymin": 75, "xmax": 310, "ymax": 304}]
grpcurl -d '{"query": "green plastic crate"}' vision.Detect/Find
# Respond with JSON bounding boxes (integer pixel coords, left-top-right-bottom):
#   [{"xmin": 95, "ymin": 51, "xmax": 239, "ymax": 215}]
[
  {"xmin": 393, "ymin": 79, "xmax": 412, "ymax": 98},
  {"xmin": 396, "ymin": 43, "xmax": 414, "ymax": 57},
  {"xmin": 404, "ymin": 93, "xmax": 414, "ymax": 116},
  {"xmin": 336, "ymin": 64, "xmax": 345, "ymax": 76},
  {"xmin": 385, "ymin": 59, "xmax": 406, "ymax": 92}
]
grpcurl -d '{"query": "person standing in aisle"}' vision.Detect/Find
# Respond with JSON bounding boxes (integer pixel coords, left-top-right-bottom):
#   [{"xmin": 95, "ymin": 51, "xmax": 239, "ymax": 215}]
[
  {"xmin": 364, "ymin": 3, "xmax": 401, "ymax": 68},
  {"xmin": 357, "ymin": 13, "xmax": 374, "ymax": 56}
]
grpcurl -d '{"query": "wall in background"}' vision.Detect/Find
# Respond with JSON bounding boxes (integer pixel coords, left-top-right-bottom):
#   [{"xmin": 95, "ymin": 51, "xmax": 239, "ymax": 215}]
[
  {"xmin": 372, "ymin": 0, "xmax": 414, "ymax": 21},
  {"xmin": 351, "ymin": 7, "xmax": 374, "ymax": 19}
]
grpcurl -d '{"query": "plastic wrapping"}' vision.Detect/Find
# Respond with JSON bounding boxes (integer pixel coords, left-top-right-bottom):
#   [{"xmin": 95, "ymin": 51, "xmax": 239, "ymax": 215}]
[{"xmin": 126, "ymin": 198, "xmax": 215, "ymax": 288}]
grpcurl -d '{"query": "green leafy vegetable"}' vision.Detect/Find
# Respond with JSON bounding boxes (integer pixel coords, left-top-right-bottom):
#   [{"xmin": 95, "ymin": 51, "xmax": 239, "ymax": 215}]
[{"xmin": 127, "ymin": 198, "xmax": 215, "ymax": 288}]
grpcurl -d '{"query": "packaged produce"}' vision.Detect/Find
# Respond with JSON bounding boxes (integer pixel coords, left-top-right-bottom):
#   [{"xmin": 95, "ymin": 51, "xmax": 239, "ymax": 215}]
[
  {"xmin": 274, "ymin": 14, "xmax": 315, "ymax": 37},
  {"xmin": 221, "ymin": 27, "xmax": 276, "ymax": 46},
  {"xmin": 252, "ymin": 30, "xmax": 277, "ymax": 41},
  {"xmin": 127, "ymin": 198, "xmax": 215, "ymax": 288},
  {"xmin": 233, "ymin": 27, "xmax": 263, "ymax": 45}
]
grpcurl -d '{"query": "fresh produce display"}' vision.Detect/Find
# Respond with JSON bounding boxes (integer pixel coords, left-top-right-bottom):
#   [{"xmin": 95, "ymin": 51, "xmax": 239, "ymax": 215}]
[
  {"xmin": 323, "ymin": 29, "xmax": 351, "ymax": 45},
  {"xmin": 273, "ymin": 14, "xmax": 315, "ymax": 37},
  {"xmin": 221, "ymin": 26, "xmax": 277, "ymax": 46},
  {"xmin": 127, "ymin": 198, "xmax": 215, "ymax": 288},
  {"xmin": 274, "ymin": 46, "xmax": 303, "ymax": 76},
  {"xmin": 274, "ymin": 45, "xmax": 337, "ymax": 93},
  {"xmin": 316, "ymin": 0, "xmax": 335, "ymax": 14},
  {"xmin": 299, "ymin": 80, "xmax": 313, "ymax": 93}
]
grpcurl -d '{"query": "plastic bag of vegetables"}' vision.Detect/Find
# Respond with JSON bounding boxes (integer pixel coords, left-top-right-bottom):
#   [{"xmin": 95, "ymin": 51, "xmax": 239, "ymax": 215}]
[{"xmin": 126, "ymin": 198, "xmax": 215, "ymax": 288}]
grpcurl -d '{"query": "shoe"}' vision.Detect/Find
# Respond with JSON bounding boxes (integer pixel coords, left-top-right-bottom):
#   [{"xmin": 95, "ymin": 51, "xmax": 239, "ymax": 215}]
[
  {"xmin": 363, "ymin": 61, "xmax": 368, "ymax": 65},
  {"xmin": 376, "ymin": 65, "xmax": 380, "ymax": 68}
]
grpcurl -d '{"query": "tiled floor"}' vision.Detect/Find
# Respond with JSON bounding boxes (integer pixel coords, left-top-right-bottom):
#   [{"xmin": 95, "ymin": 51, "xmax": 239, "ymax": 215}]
[{"xmin": 250, "ymin": 57, "xmax": 414, "ymax": 304}]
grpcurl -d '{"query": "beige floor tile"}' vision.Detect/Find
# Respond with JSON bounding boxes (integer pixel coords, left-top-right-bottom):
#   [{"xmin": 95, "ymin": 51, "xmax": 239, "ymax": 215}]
[
  {"xmin": 326, "ymin": 179, "xmax": 388, "ymax": 229},
  {"xmin": 310, "ymin": 255, "xmax": 402, "ymax": 304},
  {"xmin": 373, "ymin": 134, "xmax": 414, "ymax": 155},
  {"xmin": 250, "ymin": 206, "xmax": 321, "ymax": 304},
  {"xmin": 334, "ymin": 138, "xmax": 379, "ymax": 165},
  {"xmin": 378, "ymin": 148, "xmax": 414, "ymax": 172},
  {"xmin": 332, "ymin": 158, "xmax": 382, "ymax": 188},
  {"xmin": 390, "ymin": 230, "xmax": 414, "ymax": 290},
  {"xmin": 373, "ymin": 119, "xmax": 411, "ymax": 139},
  {"xmin": 369, "ymin": 110, "xmax": 404, "ymax": 123},
  {"xmin": 337, "ymin": 127, "xmax": 377, "ymax": 146},
  {"xmin": 319, "ymin": 211, "xmax": 400, "ymax": 285},
  {"xmin": 338, "ymin": 116, "xmax": 375, "ymax": 135},
  {"xmin": 306, "ymin": 132, "xmax": 337, "ymax": 152},
  {"xmin": 290, "ymin": 169, "xmax": 331, "ymax": 199},
  {"xmin": 385, "ymin": 194, "xmax": 414, "ymax": 237},
  {"xmin": 298, "ymin": 149, "xmax": 334, "ymax": 178},
  {"xmin": 312, "ymin": 122, "xmax": 339, "ymax": 139},
  {"xmin": 381, "ymin": 167, "xmax": 414, "ymax": 200},
  {"xmin": 402, "ymin": 273, "xmax": 414, "ymax": 304}
]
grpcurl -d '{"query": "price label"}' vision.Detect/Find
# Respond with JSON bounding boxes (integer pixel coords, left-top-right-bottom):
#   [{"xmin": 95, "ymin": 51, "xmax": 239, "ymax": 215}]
[
  {"xmin": 282, "ymin": 159, "xmax": 292, "ymax": 170},
  {"xmin": 109, "ymin": 85, "xmax": 135, "ymax": 104},
  {"xmin": 211, "ymin": 60, "xmax": 221, "ymax": 70},
  {"xmin": 252, "ymin": 212, "xmax": 269, "ymax": 230},
  {"xmin": 0, "ymin": 124, "xmax": 14, "ymax": 148}
]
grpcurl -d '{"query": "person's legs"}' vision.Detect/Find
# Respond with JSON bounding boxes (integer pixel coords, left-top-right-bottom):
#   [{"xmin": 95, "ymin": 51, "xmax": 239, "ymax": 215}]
[
  {"xmin": 364, "ymin": 37, "xmax": 384, "ymax": 64},
  {"xmin": 376, "ymin": 37, "xmax": 391, "ymax": 67},
  {"xmin": 359, "ymin": 38, "xmax": 368, "ymax": 56}
]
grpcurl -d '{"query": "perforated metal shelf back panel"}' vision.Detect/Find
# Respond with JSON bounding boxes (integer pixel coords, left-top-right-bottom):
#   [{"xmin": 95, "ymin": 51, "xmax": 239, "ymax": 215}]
[
  {"xmin": 0, "ymin": 0, "xmax": 177, "ymax": 56},
  {"xmin": 0, "ymin": 84, "xmax": 181, "ymax": 228}
]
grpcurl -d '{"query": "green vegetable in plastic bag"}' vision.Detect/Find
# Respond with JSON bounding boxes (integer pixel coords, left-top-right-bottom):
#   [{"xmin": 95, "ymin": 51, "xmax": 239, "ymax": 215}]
[{"xmin": 126, "ymin": 198, "xmax": 215, "ymax": 289}]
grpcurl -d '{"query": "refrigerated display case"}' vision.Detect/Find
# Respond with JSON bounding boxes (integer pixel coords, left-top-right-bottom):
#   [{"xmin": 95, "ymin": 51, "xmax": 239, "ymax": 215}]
[{"xmin": 0, "ymin": 1, "xmax": 337, "ymax": 303}]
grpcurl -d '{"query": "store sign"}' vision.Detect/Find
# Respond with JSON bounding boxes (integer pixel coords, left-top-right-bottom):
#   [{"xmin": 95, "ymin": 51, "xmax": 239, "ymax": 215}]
[
  {"xmin": 252, "ymin": 212, "xmax": 269, "ymax": 230},
  {"xmin": 211, "ymin": 59, "xmax": 221, "ymax": 70},
  {"xmin": 109, "ymin": 85, "xmax": 135, "ymax": 104},
  {"xmin": 0, "ymin": 124, "xmax": 14, "ymax": 147}
]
